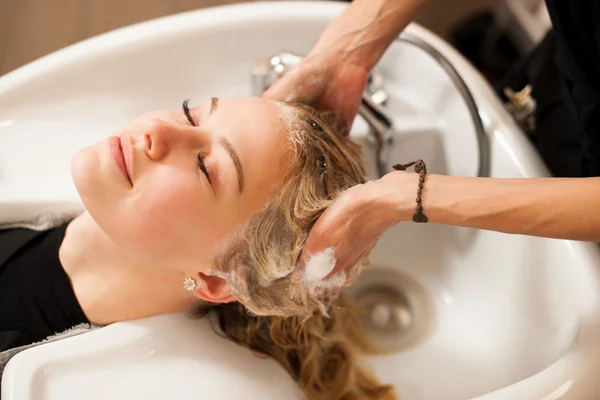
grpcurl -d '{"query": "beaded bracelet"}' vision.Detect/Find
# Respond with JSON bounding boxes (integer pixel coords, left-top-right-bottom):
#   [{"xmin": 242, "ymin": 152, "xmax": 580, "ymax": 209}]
[{"xmin": 392, "ymin": 159, "xmax": 428, "ymax": 223}]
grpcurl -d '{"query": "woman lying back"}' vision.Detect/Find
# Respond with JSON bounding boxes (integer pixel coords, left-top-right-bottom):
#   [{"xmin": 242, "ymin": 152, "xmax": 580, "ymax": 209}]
[{"xmin": 0, "ymin": 97, "xmax": 394, "ymax": 399}]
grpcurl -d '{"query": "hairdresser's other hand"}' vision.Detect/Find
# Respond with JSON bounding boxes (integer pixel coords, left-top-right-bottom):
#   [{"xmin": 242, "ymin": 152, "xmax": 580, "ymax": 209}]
[
  {"xmin": 294, "ymin": 172, "xmax": 414, "ymax": 285},
  {"xmin": 262, "ymin": 52, "xmax": 368, "ymax": 135}
]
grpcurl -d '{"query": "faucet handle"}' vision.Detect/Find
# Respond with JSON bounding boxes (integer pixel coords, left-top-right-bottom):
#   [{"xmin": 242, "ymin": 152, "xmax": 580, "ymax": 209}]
[{"xmin": 251, "ymin": 51, "xmax": 303, "ymax": 96}]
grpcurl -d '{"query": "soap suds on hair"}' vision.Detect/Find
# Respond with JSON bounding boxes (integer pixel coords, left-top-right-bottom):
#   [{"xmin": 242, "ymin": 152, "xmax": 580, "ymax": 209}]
[
  {"xmin": 322, "ymin": 270, "xmax": 347, "ymax": 290},
  {"xmin": 303, "ymin": 247, "xmax": 337, "ymax": 282},
  {"xmin": 307, "ymin": 271, "xmax": 347, "ymax": 296},
  {"xmin": 301, "ymin": 248, "xmax": 348, "ymax": 297}
]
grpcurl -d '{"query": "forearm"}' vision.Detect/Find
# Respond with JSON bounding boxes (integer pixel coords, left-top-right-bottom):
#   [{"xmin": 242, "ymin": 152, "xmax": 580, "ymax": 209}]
[
  {"xmin": 311, "ymin": 0, "xmax": 431, "ymax": 71},
  {"xmin": 382, "ymin": 172, "xmax": 600, "ymax": 242}
]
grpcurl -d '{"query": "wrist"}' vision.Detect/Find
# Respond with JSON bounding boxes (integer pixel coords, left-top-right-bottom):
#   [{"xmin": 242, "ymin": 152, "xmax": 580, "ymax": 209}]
[
  {"xmin": 309, "ymin": 35, "xmax": 371, "ymax": 74},
  {"xmin": 374, "ymin": 171, "xmax": 422, "ymax": 223},
  {"xmin": 310, "ymin": 0, "xmax": 432, "ymax": 72}
]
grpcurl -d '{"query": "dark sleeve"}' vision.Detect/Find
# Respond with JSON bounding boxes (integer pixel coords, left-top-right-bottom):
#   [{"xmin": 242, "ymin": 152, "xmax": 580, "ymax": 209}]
[
  {"xmin": 545, "ymin": 0, "xmax": 600, "ymax": 176},
  {"xmin": 0, "ymin": 223, "xmax": 89, "ymax": 352}
]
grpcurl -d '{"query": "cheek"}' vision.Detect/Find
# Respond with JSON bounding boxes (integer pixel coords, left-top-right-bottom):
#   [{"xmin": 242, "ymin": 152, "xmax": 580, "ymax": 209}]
[
  {"xmin": 111, "ymin": 172, "xmax": 222, "ymax": 266},
  {"xmin": 71, "ymin": 145, "xmax": 101, "ymax": 201},
  {"xmin": 72, "ymin": 143, "xmax": 120, "ymax": 218}
]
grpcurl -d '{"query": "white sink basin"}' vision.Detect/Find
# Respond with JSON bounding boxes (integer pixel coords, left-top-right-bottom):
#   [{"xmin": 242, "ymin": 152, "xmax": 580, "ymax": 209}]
[{"xmin": 2, "ymin": 2, "xmax": 600, "ymax": 399}]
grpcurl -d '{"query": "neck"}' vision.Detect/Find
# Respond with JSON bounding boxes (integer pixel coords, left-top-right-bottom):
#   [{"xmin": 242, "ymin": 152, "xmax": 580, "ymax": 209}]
[{"xmin": 60, "ymin": 212, "xmax": 198, "ymax": 325}]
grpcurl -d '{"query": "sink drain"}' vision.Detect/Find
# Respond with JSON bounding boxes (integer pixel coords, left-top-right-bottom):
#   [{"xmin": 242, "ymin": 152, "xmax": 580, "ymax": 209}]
[{"xmin": 344, "ymin": 268, "xmax": 435, "ymax": 354}]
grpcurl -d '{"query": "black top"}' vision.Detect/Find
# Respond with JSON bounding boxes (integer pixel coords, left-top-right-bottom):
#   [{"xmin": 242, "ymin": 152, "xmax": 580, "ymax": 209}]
[
  {"xmin": 544, "ymin": 0, "xmax": 600, "ymax": 176},
  {"xmin": 0, "ymin": 222, "xmax": 89, "ymax": 352}
]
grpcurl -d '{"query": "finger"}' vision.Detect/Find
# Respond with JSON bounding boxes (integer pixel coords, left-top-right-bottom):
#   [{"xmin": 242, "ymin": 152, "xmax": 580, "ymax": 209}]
[
  {"xmin": 291, "ymin": 249, "xmax": 305, "ymax": 282},
  {"xmin": 340, "ymin": 105, "xmax": 361, "ymax": 136},
  {"xmin": 262, "ymin": 81, "xmax": 288, "ymax": 100},
  {"xmin": 262, "ymin": 72, "xmax": 298, "ymax": 100},
  {"xmin": 326, "ymin": 64, "xmax": 367, "ymax": 135},
  {"xmin": 328, "ymin": 246, "xmax": 371, "ymax": 286},
  {"xmin": 324, "ymin": 258, "xmax": 347, "ymax": 281},
  {"xmin": 293, "ymin": 245, "xmax": 340, "ymax": 283}
]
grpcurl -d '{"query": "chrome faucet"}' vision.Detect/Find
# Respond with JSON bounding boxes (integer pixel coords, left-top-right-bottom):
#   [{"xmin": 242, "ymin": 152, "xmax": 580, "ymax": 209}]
[{"xmin": 251, "ymin": 51, "xmax": 394, "ymax": 178}]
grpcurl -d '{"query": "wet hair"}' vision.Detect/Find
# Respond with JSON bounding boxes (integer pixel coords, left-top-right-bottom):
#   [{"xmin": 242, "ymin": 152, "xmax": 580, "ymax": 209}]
[{"xmin": 197, "ymin": 102, "xmax": 396, "ymax": 400}]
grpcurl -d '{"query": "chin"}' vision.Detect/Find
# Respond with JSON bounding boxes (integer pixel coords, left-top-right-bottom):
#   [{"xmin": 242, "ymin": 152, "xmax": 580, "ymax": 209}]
[{"xmin": 71, "ymin": 145, "xmax": 103, "ymax": 206}]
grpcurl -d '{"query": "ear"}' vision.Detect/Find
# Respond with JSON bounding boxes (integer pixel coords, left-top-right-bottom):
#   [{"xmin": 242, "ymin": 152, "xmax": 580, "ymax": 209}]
[{"xmin": 190, "ymin": 272, "xmax": 236, "ymax": 303}]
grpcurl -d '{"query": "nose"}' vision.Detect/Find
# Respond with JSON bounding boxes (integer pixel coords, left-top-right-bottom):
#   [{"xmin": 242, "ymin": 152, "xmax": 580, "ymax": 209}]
[{"xmin": 144, "ymin": 118, "xmax": 205, "ymax": 161}]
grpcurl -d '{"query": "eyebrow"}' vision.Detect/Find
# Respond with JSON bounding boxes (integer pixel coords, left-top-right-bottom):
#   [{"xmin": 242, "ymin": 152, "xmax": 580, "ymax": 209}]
[
  {"xmin": 218, "ymin": 137, "xmax": 244, "ymax": 194},
  {"xmin": 210, "ymin": 97, "xmax": 219, "ymax": 115}
]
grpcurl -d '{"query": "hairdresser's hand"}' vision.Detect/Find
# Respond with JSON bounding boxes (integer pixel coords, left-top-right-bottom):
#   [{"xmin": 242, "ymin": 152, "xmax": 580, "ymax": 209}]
[
  {"xmin": 293, "ymin": 173, "xmax": 413, "ymax": 285},
  {"xmin": 263, "ymin": 52, "xmax": 368, "ymax": 135}
]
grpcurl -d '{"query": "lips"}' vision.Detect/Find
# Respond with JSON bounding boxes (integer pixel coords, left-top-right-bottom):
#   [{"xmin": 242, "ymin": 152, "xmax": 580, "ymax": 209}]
[
  {"xmin": 119, "ymin": 134, "xmax": 133, "ymax": 184},
  {"xmin": 108, "ymin": 135, "xmax": 133, "ymax": 186}
]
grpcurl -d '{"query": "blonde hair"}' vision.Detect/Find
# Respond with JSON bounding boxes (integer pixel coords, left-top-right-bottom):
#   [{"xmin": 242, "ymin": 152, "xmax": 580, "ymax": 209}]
[{"xmin": 198, "ymin": 102, "xmax": 396, "ymax": 400}]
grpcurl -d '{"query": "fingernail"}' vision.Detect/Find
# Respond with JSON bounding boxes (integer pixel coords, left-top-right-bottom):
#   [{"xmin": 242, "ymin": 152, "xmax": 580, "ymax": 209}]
[{"xmin": 290, "ymin": 270, "xmax": 303, "ymax": 282}]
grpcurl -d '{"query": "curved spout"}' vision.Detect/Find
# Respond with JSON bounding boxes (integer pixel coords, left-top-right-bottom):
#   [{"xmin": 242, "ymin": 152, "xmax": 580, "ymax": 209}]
[{"xmin": 397, "ymin": 32, "xmax": 490, "ymax": 178}]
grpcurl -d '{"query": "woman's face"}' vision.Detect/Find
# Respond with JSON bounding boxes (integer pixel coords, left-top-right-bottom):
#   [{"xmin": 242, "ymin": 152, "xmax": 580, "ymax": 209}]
[{"xmin": 72, "ymin": 97, "xmax": 289, "ymax": 271}]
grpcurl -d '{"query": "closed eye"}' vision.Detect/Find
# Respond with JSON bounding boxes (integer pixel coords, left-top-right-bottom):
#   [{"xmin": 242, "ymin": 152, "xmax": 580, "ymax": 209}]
[
  {"xmin": 182, "ymin": 100, "xmax": 211, "ymax": 185},
  {"xmin": 182, "ymin": 99, "xmax": 196, "ymax": 126},
  {"xmin": 197, "ymin": 154, "xmax": 212, "ymax": 185}
]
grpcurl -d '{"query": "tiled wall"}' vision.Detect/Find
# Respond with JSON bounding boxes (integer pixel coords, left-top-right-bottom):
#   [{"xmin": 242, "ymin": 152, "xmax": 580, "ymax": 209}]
[{"xmin": 0, "ymin": 0, "xmax": 500, "ymax": 77}]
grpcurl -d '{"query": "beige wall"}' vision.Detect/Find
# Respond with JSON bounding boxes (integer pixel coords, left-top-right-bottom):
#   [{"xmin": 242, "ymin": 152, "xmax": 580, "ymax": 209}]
[{"xmin": 0, "ymin": 0, "xmax": 500, "ymax": 77}]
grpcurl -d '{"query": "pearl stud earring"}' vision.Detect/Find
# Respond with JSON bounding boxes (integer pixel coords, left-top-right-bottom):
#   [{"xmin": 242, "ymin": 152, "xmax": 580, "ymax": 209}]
[{"xmin": 183, "ymin": 277, "xmax": 196, "ymax": 291}]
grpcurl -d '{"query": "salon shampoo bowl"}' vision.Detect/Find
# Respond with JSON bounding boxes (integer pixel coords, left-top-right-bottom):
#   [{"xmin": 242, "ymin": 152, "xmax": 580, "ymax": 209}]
[{"xmin": 2, "ymin": 2, "xmax": 600, "ymax": 399}]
